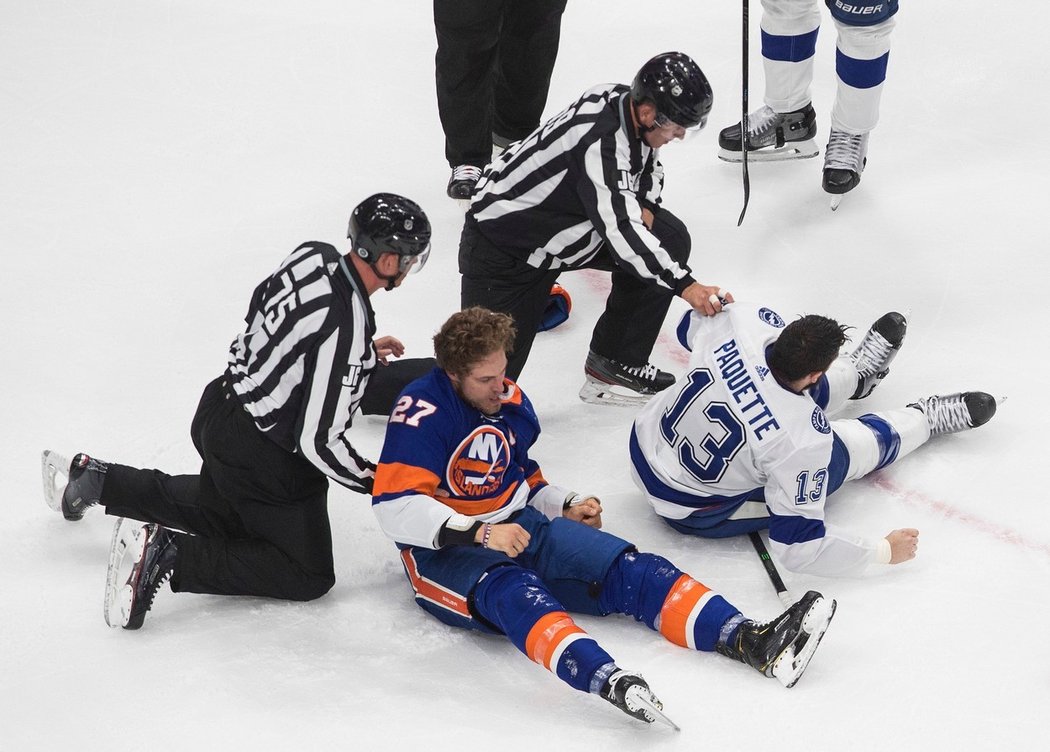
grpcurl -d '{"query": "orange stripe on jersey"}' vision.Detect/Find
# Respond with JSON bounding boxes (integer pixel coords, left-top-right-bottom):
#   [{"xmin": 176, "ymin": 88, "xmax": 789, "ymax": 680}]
[
  {"xmin": 373, "ymin": 462, "xmax": 441, "ymax": 497},
  {"xmin": 500, "ymin": 379, "xmax": 524, "ymax": 406},
  {"xmin": 524, "ymin": 611, "xmax": 585, "ymax": 670},
  {"xmin": 400, "ymin": 550, "xmax": 471, "ymax": 618},
  {"xmin": 659, "ymin": 575, "xmax": 712, "ymax": 649},
  {"xmin": 440, "ymin": 482, "xmax": 522, "ymax": 516},
  {"xmin": 525, "ymin": 467, "xmax": 547, "ymax": 489}
]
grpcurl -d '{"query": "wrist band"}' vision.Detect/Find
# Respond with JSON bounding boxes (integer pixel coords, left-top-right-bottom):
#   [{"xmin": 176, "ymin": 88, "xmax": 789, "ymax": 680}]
[{"xmin": 481, "ymin": 523, "xmax": 493, "ymax": 549}]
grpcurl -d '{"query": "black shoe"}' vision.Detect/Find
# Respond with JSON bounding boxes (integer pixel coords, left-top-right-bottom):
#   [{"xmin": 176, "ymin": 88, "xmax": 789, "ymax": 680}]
[
  {"xmin": 41, "ymin": 450, "xmax": 106, "ymax": 521},
  {"xmin": 601, "ymin": 670, "xmax": 675, "ymax": 728},
  {"xmin": 717, "ymin": 591, "xmax": 836, "ymax": 688},
  {"xmin": 584, "ymin": 351, "xmax": 674, "ymax": 392},
  {"xmin": 849, "ymin": 312, "xmax": 907, "ymax": 400},
  {"xmin": 822, "ymin": 130, "xmax": 869, "ymax": 195},
  {"xmin": 446, "ymin": 165, "xmax": 482, "ymax": 200},
  {"xmin": 908, "ymin": 392, "xmax": 998, "ymax": 436},
  {"xmin": 104, "ymin": 519, "xmax": 178, "ymax": 630}
]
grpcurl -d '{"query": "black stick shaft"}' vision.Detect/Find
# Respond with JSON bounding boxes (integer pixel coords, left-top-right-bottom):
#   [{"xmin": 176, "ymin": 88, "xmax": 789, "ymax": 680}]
[
  {"xmin": 737, "ymin": 0, "xmax": 750, "ymax": 227},
  {"xmin": 748, "ymin": 531, "xmax": 792, "ymax": 606}
]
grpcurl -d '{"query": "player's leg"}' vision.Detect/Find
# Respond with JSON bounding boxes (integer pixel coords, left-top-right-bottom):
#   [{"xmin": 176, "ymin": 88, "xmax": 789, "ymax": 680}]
[
  {"xmin": 493, "ymin": 0, "xmax": 567, "ymax": 144},
  {"xmin": 718, "ymin": 0, "xmax": 822, "ymax": 161},
  {"xmin": 823, "ymin": 2, "xmax": 898, "ymax": 195},
  {"xmin": 359, "ymin": 357, "xmax": 437, "ymax": 416}
]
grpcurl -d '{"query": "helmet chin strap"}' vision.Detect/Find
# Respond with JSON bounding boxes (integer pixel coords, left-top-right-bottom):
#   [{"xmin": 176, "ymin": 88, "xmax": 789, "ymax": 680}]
[{"xmin": 371, "ymin": 263, "xmax": 400, "ymax": 291}]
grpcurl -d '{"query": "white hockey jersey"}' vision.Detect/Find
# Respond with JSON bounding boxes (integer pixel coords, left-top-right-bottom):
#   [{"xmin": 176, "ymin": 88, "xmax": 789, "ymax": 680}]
[{"xmin": 632, "ymin": 303, "xmax": 881, "ymax": 576}]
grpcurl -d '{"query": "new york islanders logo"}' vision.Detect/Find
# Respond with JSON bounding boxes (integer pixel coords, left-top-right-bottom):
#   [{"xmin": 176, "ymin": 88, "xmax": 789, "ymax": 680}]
[{"xmin": 446, "ymin": 426, "xmax": 511, "ymax": 497}]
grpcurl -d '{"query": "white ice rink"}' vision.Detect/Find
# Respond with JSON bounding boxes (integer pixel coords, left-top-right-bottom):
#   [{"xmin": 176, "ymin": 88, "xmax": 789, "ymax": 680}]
[{"xmin": 3, "ymin": 2, "xmax": 1047, "ymax": 749}]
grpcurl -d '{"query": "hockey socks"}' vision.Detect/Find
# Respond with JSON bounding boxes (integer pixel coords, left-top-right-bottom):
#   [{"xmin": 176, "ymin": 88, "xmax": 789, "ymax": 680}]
[
  {"xmin": 599, "ymin": 552, "xmax": 740, "ymax": 651},
  {"xmin": 473, "ymin": 567, "xmax": 613, "ymax": 693}
]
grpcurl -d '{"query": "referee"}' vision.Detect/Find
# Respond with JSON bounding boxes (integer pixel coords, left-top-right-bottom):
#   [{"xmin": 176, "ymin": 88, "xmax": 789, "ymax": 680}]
[
  {"xmin": 460, "ymin": 52, "xmax": 735, "ymax": 406},
  {"xmin": 43, "ymin": 193, "xmax": 434, "ymax": 629}
]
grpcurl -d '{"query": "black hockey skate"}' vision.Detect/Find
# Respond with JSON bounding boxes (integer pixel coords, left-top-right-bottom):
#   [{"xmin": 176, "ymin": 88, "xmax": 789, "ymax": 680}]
[
  {"xmin": 41, "ymin": 450, "xmax": 106, "ymax": 521},
  {"xmin": 446, "ymin": 165, "xmax": 481, "ymax": 200},
  {"xmin": 908, "ymin": 392, "xmax": 998, "ymax": 436},
  {"xmin": 580, "ymin": 351, "xmax": 675, "ymax": 407},
  {"xmin": 848, "ymin": 312, "xmax": 907, "ymax": 400},
  {"xmin": 717, "ymin": 590, "xmax": 836, "ymax": 688},
  {"xmin": 824, "ymin": 129, "xmax": 869, "ymax": 210},
  {"xmin": 601, "ymin": 670, "xmax": 679, "ymax": 730},
  {"xmin": 104, "ymin": 518, "xmax": 178, "ymax": 630},
  {"xmin": 718, "ymin": 104, "xmax": 818, "ymax": 162}
]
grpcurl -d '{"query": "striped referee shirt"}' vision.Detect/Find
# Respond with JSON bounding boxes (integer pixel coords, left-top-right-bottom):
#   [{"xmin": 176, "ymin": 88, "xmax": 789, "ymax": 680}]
[
  {"xmin": 469, "ymin": 83, "xmax": 696, "ymax": 294},
  {"xmin": 226, "ymin": 242, "xmax": 377, "ymax": 493}
]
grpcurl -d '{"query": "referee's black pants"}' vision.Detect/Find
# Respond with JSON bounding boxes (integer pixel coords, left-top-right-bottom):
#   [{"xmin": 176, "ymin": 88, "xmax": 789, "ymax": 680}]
[
  {"xmin": 459, "ymin": 210, "xmax": 692, "ymax": 383},
  {"xmin": 100, "ymin": 359, "xmax": 434, "ymax": 602},
  {"xmin": 434, "ymin": 0, "xmax": 567, "ymax": 169}
]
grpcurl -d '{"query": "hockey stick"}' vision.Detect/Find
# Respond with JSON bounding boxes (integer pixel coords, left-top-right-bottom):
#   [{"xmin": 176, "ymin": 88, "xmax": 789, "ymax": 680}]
[
  {"xmin": 736, "ymin": 0, "xmax": 750, "ymax": 227},
  {"xmin": 748, "ymin": 531, "xmax": 792, "ymax": 607}
]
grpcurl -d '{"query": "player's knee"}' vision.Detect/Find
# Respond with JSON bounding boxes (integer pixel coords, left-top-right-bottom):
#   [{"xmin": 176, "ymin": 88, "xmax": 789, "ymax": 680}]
[{"xmin": 826, "ymin": 0, "xmax": 898, "ymax": 27}]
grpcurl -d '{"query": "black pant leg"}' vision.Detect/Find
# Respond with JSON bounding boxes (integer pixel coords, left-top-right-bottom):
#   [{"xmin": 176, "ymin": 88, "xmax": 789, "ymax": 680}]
[
  {"xmin": 459, "ymin": 221, "xmax": 558, "ymax": 381},
  {"xmin": 493, "ymin": 0, "xmax": 567, "ymax": 140},
  {"xmin": 359, "ymin": 357, "xmax": 436, "ymax": 416},
  {"xmin": 587, "ymin": 209, "xmax": 692, "ymax": 365},
  {"xmin": 434, "ymin": 0, "xmax": 507, "ymax": 168}
]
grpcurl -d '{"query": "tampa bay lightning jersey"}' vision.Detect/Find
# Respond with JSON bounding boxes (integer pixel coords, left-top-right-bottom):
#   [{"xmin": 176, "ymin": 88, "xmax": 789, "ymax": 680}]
[
  {"xmin": 632, "ymin": 303, "xmax": 878, "ymax": 575},
  {"xmin": 371, "ymin": 368, "xmax": 569, "ymax": 548}
]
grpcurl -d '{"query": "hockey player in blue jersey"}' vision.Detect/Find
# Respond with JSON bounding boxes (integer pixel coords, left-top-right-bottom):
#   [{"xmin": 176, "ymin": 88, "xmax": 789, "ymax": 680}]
[
  {"xmin": 630, "ymin": 302, "xmax": 997, "ymax": 577},
  {"xmin": 371, "ymin": 307, "xmax": 835, "ymax": 727},
  {"xmin": 717, "ymin": 1, "xmax": 899, "ymax": 207}
]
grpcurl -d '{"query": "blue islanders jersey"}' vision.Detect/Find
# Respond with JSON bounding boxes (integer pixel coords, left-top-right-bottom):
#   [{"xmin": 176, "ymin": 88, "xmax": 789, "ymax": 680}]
[
  {"xmin": 632, "ymin": 303, "xmax": 880, "ymax": 574},
  {"xmin": 372, "ymin": 368, "xmax": 569, "ymax": 548}
]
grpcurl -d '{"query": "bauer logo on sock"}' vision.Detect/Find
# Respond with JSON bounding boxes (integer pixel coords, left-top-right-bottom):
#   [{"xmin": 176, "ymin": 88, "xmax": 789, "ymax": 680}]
[{"xmin": 758, "ymin": 307, "xmax": 786, "ymax": 328}]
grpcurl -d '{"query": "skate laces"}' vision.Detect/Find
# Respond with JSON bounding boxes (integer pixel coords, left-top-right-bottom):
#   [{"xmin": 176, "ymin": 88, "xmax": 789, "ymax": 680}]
[
  {"xmin": 915, "ymin": 394, "xmax": 971, "ymax": 435},
  {"xmin": 850, "ymin": 331, "xmax": 893, "ymax": 376},
  {"xmin": 746, "ymin": 106, "xmax": 779, "ymax": 138},
  {"xmin": 824, "ymin": 131, "xmax": 867, "ymax": 170},
  {"xmin": 623, "ymin": 362, "xmax": 659, "ymax": 382},
  {"xmin": 450, "ymin": 165, "xmax": 481, "ymax": 183}
]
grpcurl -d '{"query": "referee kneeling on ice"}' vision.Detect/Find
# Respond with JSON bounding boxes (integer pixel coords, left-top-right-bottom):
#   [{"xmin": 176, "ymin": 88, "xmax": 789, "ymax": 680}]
[
  {"xmin": 460, "ymin": 51, "xmax": 733, "ymax": 406},
  {"xmin": 42, "ymin": 193, "xmax": 434, "ymax": 630},
  {"xmin": 371, "ymin": 307, "xmax": 835, "ymax": 728}
]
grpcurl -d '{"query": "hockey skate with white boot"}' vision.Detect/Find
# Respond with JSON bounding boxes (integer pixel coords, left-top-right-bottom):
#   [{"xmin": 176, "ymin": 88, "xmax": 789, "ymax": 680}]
[
  {"xmin": 601, "ymin": 670, "xmax": 680, "ymax": 730},
  {"xmin": 717, "ymin": 590, "xmax": 836, "ymax": 688},
  {"xmin": 849, "ymin": 311, "xmax": 908, "ymax": 400},
  {"xmin": 909, "ymin": 392, "xmax": 998, "ymax": 436},
  {"xmin": 824, "ymin": 129, "xmax": 869, "ymax": 210},
  {"xmin": 579, "ymin": 351, "xmax": 675, "ymax": 407},
  {"xmin": 105, "ymin": 517, "xmax": 178, "ymax": 630},
  {"xmin": 718, "ymin": 104, "xmax": 819, "ymax": 162}
]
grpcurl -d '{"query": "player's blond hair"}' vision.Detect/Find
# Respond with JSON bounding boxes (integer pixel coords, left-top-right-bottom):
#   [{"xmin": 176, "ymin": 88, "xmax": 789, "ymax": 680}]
[{"xmin": 434, "ymin": 307, "xmax": 516, "ymax": 377}]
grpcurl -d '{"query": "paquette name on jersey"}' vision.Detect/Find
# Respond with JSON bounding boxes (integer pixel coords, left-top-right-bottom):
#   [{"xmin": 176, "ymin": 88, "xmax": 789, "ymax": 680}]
[
  {"xmin": 446, "ymin": 425, "xmax": 511, "ymax": 497},
  {"xmin": 713, "ymin": 338, "xmax": 781, "ymax": 440}
]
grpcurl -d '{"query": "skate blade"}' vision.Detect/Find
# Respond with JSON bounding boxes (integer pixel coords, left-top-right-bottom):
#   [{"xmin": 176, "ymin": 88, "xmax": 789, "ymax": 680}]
[
  {"xmin": 41, "ymin": 450, "xmax": 69, "ymax": 513},
  {"xmin": 772, "ymin": 596, "xmax": 837, "ymax": 689},
  {"xmin": 104, "ymin": 518, "xmax": 149, "ymax": 628},
  {"xmin": 578, "ymin": 378, "xmax": 654, "ymax": 407},
  {"xmin": 829, "ymin": 194, "xmax": 844, "ymax": 211},
  {"xmin": 639, "ymin": 697, "xmax": 681, "ymax": 732},
  {"xmin": 718, "ymin": 140, "xmax": 819, "ymax": 163}
]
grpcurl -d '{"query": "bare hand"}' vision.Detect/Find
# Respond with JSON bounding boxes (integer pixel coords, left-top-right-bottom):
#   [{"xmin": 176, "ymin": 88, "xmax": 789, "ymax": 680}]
[
  {"xmin": 640, "ymin": 207, "xmax": 655, "ymax": 230},
  {"xmin": 477, "ymin": 523, "xmax": 531, "ymax": 558},
  {"xmin": 564, "ymin": 496, "xmax": 603, "ymax": 528},
  {"xmin": 681, "ymin": 282, "xmax": 734, "ymax": 316},
  {"xmin": 373, "ymin": 335, "xmax": 405, "ymax": 365},
  {"xmin": 886, "ymin": 528, "xmax": 919, "ymax": 564}
]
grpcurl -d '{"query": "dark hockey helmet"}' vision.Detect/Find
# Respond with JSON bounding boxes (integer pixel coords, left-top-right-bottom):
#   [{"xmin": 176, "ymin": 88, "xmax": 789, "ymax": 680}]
[
  {"xmin": 630, "ymin": 52, "xmax": 713, "ymax": 130},
  {"xmin": 348, "ymin": 193, "xmax": 432, "ymax": 275}
]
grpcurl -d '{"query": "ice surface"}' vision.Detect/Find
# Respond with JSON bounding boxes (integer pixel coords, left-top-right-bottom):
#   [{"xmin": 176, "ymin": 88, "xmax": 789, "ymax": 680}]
[{"xmin": 3, "ymin": 2, "xmax": 1047, "ymax": 749}]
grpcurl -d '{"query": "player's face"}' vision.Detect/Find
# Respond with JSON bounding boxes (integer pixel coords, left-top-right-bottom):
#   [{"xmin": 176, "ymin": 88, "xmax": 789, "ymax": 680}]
[{"xmin": 450, "ymin": 349, "xmax": 507, "ymax": 415}]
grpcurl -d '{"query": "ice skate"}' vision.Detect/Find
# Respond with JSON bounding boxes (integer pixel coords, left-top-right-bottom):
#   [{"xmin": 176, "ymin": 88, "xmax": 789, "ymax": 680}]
[
  {"xmin": 718, "ymin": 104, "xmax": 818, "ymax": 163},
  {"xmin": 580, "ymin": 351, "xmax": 675, "ymax": 407},
  {"xmin": 446, "ymin": 164, "xmax": 481, "ymax": 201},
  {"xmin": 908, "ymin": 392, "xmax": 998, "ymax": 436},
  {"xmin": 717, "ymin": 590, "xmax": 836, "ymax": 688},
  {"xmin": 848, "ymin": 312, "xmax": 908, "ymax": 400},
  {"xmin": 601, "ymin": 670, "xmax": 679, "ymax": 730},
  {"xmin": 824, "ymin": 129, "xmax": 869, "ymax": 210},
  {"xmin": 104, "ymin": 518, "xmax": 178, "ymax": 630},
  {"xmin": 41, "ymin": 450, "xmax": 106, "ymax": 521}
]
